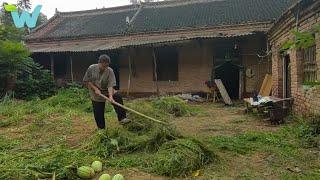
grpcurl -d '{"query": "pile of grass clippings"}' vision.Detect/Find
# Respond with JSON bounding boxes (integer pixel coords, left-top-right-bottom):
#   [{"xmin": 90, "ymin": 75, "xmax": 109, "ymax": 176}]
[
  {"xmin": 86, "ymin": 124, "xmax": 181, "ymax": 158},
  {"xmin": 151, "ymin": 138, "xmax": 215, "ymax": 177},
  {"xmin": 152, "ymin": 96, "xmax": 195, "ymax": 117},
  {"xmin": 0, "ymin": 145, "xmax": 96, "ymax": 180}
]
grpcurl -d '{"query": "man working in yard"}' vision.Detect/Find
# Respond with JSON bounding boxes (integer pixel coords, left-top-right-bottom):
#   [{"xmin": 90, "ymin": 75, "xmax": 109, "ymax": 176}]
[{"xmin": 83, "ymin": 54, "xmax": 130, "ymax": 129}]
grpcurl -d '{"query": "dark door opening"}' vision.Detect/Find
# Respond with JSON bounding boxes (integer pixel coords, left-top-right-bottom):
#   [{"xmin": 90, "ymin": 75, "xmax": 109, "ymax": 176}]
[
  {"xmin": 284, "ymin": 55, "xmax": 291, "ymax": 98},
  {"xmin": 215, "ymin": 62, "xmax": 240, "ymax": 99},
  {"xmin": 154, "ymin": 47, "xmax": 179, "ymax": 81},
  {"xmin": 53, "ymin": 55, "xmax": 67, "ymax": 78}
]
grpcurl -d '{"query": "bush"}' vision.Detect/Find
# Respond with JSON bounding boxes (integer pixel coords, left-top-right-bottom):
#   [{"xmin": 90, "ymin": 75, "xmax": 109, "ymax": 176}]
[
  {"xmin": 14, "ymin": 60, "xmax": 56, "ymax": 100},
  {"xmin": 299, "ymin": 114, "xmax": 320, "ymax": 148},
  {"xmin": 308, "ymin": 115, "xmax": 320, "ymax": 136},
  {"xmin": 46, "ymin": 87, "xmax": 88, "ymax": 108}
]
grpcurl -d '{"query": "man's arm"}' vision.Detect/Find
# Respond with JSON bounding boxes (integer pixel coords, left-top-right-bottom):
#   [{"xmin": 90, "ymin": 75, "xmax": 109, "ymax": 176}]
[
  {"xmin": 107, "ymin": 68, "xmax": 117, "ymax": 103},
  {"xmin": 88, "ymin": 82, "xmax": 101, "ymax": 95},
  {"xmin": 83, "ymin": 66, "xmax": 101, "ymax": 95}
]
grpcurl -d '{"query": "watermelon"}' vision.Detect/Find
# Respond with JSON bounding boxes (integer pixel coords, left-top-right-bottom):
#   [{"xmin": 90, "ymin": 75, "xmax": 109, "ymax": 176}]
[
  {"xmin": 112, "ymin": 174, "xmax": 124, "ymax": 180},
  {"xmin": 77, "ymin": 166, "xmax": 95, "ymax": 179},
  {"xmin": 91, "ymin": 160, "xmax": 103, "ymax": 172},
  {"xmin": 99, "ymin": 174, "xmax": 111, "ymax": 180}
]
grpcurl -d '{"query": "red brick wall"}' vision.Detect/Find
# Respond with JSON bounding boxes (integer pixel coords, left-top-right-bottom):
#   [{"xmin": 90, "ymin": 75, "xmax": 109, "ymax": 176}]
[{"xmin": 268, "ymin": 1, "xmax": 320, "ymax": 115}]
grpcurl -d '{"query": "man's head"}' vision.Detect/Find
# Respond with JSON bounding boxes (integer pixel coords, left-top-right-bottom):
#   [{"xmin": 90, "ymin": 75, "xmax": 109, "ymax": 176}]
[{"xmin": 98, "ymin": 54, "xmax": 111, "ymax": 71}]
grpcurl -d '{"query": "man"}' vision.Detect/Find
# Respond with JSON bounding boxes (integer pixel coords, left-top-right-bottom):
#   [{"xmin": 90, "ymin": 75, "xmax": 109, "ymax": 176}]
[{"xmin": 83, "ymin": 54, "xmax": 130, "ymax": 129}]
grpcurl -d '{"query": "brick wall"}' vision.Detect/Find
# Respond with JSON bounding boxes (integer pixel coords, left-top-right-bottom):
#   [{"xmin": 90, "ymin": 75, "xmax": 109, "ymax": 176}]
[
  {"xmin": 118, "ymin": 37, "xmax": 268, "ymax": 95},
  {"xmin": 268, "ymin": 1, "xmax": 320, "ymax": 115},
  {"xmin": 241, "ymin": 35, "xmax": 271, "ymax": 93},
  {"xmin": 35, "ymin": 37, "xmax": 269, "ymax": 97},
  {"xmin": 118, "ymin": 42, "xmax": 213, "ymax": 94}
]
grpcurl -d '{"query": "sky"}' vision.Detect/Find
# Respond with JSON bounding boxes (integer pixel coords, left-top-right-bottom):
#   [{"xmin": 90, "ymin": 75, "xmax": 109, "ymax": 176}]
[{"xmin": 1, "ymin": 0, "xmax": 132, "ymax": 18}]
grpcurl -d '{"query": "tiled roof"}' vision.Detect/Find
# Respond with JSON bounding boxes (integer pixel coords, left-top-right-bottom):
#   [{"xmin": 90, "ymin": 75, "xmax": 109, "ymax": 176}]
[
  {"xmin": 27, "ymin": 0, "xmax": 297, "ymax": 41},
  {"xmin": 128, "ymin": 0, "xmax": 297, "ymax": 33}
]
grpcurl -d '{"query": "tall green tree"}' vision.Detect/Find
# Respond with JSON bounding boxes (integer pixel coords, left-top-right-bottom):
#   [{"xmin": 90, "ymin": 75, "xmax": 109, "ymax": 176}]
[
  {"xmin": 0, "ymin": 2, "xmax": 55, "ymax": 99},
  {"xmin": 0, "ymin": 39, "xmax": 32, "ymax": 95}
]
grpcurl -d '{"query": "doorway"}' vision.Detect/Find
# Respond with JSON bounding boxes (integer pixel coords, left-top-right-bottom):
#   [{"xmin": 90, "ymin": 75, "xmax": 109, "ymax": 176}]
[{"xmin": 215, "ymin": 61, "xmax": 240, "ymax": 99}]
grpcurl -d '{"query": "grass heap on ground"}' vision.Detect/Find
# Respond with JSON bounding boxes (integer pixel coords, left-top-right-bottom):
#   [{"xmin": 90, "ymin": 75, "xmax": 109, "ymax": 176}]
[
  {"xmin": 0, "ymin": 87, "xmax": 319, "ymax": 179},
  {"xmin": 0, "ymin": 87, "xmax": 212, "ymax": 179}
]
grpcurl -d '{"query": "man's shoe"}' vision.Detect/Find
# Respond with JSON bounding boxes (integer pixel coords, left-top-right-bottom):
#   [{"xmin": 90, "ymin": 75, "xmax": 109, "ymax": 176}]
[{"xmin": 119, "ymin": 118, "xmax": 131, "ymax": 125}]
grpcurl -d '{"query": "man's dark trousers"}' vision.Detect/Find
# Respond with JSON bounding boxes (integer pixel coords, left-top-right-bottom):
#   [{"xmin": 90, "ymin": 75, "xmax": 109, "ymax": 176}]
[{"xmin": 92, "ymin": 92, "xmax": 126, "ymax": 129}]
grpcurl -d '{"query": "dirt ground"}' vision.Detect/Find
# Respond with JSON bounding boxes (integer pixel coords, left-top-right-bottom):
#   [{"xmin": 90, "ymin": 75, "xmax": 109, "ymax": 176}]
[{"xmin": 173, "ymin": 103, "xmax": 279, "ymax": 138}]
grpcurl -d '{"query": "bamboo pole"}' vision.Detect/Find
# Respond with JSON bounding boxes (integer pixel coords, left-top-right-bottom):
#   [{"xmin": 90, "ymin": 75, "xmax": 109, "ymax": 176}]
[
  {"xmin": 152, "ymin": 48, "xmax": 159, "ymax": 95},
  {"xmin": 99, "ymin": 94, "xmax": 168, "ymax": 125}
]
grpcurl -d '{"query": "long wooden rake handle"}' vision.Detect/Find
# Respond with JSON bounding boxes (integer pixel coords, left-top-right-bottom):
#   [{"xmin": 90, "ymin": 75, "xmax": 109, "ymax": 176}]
[{"xmin": 99, "ymin": 94, "xmax": 168, "ymax": 125}]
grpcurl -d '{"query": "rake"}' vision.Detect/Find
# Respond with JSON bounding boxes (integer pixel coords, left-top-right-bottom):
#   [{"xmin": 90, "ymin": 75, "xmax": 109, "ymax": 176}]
[{"xmin": 99, "ymin": 94, "xmax": 168, "ymax": 125}]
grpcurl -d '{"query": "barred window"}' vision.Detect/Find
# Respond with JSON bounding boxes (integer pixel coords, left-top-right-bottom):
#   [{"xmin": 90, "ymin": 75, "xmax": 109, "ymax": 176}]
[{"xmin": 303, "ymin": 45, "xmax": 317, "ymax": 82}]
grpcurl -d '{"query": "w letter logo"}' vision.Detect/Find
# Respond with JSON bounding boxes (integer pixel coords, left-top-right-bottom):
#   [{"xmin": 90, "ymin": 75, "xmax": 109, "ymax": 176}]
[{"xmin": 4, "ymin": 4, "xmax": 42, "ymax": 28}]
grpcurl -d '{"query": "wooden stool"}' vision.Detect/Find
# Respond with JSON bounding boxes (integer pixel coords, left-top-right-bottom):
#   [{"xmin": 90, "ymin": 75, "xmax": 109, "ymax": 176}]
[{"xmin": 206, "ymin": 87, "xmax": 220, "ymax": 102}]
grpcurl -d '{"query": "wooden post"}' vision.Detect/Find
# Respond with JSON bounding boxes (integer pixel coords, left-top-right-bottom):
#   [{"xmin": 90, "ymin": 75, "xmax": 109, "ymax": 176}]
[
  {"xmin": 127, "ymin": 50, "xmax": 132, "ymax": 96},
  {"xmin": 239, "ymin": 70, "xmax": 243, "ymax": 99},
  {"xmin": 69, "ymin": 55, "xmax": 74, "ymax": 82},
  {"xmin": 282, "ymin": 55, "xmax": 286, "ymax": 99},
  {"xmin": 50, "ymin": 54, "xmax": 54, "ymax": 79},
  {"xmin": 152, "ymin": 48, "xmax": 159, "ymax": 95}
]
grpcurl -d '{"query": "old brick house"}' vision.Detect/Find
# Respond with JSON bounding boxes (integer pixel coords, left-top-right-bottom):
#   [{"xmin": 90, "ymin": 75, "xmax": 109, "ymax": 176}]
[
  {"xmin": 26, "ymin": 0, "xmax": 296, "ymax": 99},
  {"xmin": 268, "ymin": 0, "xmax": 320, "ymax": 115}
]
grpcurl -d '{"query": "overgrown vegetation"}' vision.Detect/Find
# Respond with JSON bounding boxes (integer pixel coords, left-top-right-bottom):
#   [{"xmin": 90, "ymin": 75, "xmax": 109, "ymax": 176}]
[
  {"xmin": 0, "ymin": 88, "xmax": 211, "ymax": 179},
  {"xmin": 14, "ymin": 61, "xmax": 56, "ymax": 100},
  {"xmin": 298, "ymin": 115, "xmax": 320, "ymax": 149},
  {"xmin": 0, "ymin": 2, "xmax": 51, "ymax": 99},
  {"xmin": 0, "ymin": 88, "xmax": 320, "ymax": 179}
]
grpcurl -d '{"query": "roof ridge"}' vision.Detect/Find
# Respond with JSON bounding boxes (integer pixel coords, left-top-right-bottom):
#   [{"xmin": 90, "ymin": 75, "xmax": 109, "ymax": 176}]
[
  {"xmin": 55, "ymin": 0, "xmax": 223, "ymax": 17},
  {"xmin": 143, "ymin": 0, "xmax": 225, "ymax": 8},
  {"xmin": 58, "ymin": 4, "xmax": 138, "ymax": 17}
]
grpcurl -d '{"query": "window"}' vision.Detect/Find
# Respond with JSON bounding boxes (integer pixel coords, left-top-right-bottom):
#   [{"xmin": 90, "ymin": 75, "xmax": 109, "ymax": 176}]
[
  {"xmin": 303, "ymin": 45, "xmax": 317, "ymax": 82},
  {"xmin": 153, "ymin": 47, "xmax": 178, "ymax": 81}
]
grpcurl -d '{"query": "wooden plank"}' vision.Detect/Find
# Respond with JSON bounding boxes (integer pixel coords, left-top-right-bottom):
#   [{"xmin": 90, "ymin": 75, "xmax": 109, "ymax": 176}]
[
  {"xmin": 214, "ymin": 79, "xmax": 232, "ymax": 105},
  {"xmin": 259, "ymin": 74, "xmax": 272, "ymax": 96}
]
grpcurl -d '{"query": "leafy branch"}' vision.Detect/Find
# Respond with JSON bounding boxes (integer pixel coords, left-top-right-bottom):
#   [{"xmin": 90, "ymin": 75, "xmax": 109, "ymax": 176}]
[{"xmin": 280, "ymin": 23, "xmax": 319, "ymax": 53}]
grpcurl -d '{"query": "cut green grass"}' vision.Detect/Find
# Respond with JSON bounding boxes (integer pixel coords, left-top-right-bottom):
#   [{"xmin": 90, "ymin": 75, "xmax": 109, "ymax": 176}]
[{"xmin": 1, "ymin": 88, "xmax": 320, "ymax": 179}]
